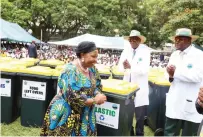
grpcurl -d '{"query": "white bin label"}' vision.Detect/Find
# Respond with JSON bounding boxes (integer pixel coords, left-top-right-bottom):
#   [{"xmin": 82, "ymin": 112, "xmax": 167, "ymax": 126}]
[
  {"xmin": 0, "ymin": 78, "xmax": 11, "ymax": 97},
  {"xmin": 57, "ymin": 85, "xmax": 60, "ymax": 94},
  {"xmin": 95, "ymin": 102, "xmax": 120, "ymax": 129},
  {"xmin": 22, "ymin": 80, "xmax": 46, "ymax": 101}
]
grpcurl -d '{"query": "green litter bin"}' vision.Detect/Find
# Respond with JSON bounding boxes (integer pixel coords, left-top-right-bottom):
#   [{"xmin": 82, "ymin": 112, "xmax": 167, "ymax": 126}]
[
  {"xmin": 54, "ymin": 64, "xmax": 65, "ymax": 92},
  {"xmin": 17, "ymin": 67, "xmax": 55, "ymax": 127},
  {"xmin": 39, "ymin": 59, "xmax": 65, "ymax": 69},
  {"xmin": 96, "ymin": 79, "xmax": 139, "ymax": 136},
  {"xmin": 147, "ymin": 77, "xmax": 170, "ymax": 136},
  {"xmin": 111, "ymin": 66, "xmax": 124, "ymax": 80},
  {"xmin": 0, "ymin": 65, "xmax": 21, "ymax": 124},
  {"xmin": 52, "ymin": 70, "xmax": 61, "ymax": 95},
  {"xmin": 98, "ymin": 69, "xmax": 111, "ymax": 79},
  {"xmin": 95, "ymin": 64, "xmax": 111, "ymax": 79},
  {"xmin": 197, "ymin": 120, "xmax": 203, "ymax": 137}
]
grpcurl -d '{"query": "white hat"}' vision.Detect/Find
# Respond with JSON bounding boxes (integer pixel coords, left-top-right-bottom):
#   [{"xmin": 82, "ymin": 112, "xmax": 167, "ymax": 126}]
[
  {"xmin": 124, "ymin": 30, "xmax": 146, "ymax": 44},
  {"xmin": 169, "ymin": 28, "xmax": 199, "ymax": 42}
]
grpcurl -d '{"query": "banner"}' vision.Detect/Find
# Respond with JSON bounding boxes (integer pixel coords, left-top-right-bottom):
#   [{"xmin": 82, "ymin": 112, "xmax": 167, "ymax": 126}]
[
  {"xmin": 0, "ymin": 78, "xmax": 11, "ymax": 97},
  {"xmin": 95, "ymin": 102, "xmax": 120, "ymax": 129},
  {"xmin": 22, "ymin": 80, "xmax": 46, "ymax": 100}
]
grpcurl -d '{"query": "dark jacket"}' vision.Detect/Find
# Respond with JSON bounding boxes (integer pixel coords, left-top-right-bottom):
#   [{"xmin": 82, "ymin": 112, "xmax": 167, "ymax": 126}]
[{"xmin": 28, "ymin": 43, "xmax": 37, "ymax": 58}]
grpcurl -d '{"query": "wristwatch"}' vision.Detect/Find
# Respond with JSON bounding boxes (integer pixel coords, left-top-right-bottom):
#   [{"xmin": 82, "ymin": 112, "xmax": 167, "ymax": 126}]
[{"xmin": 169, "ymin": 77, "xmax": 174, "ymax": 83}]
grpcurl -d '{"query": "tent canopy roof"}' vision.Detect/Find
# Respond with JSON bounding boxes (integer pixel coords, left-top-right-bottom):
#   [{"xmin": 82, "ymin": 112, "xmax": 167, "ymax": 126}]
[
  {"xmin": 49, "ymin": 33, "xmax": 125, "ymax": 50},
  {"xmin": 0, "ymin": 18, "xmax": 41, "ymax": 43}
]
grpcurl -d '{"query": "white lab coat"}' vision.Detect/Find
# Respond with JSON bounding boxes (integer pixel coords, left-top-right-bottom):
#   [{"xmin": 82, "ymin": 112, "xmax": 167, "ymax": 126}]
[
  {"xmin": 118, "ymin": 44, "xmax": 150, "ymax": 107},
  {"xmin": 166, "ymin": 45, "xmax": 203, "ymax": 123}
]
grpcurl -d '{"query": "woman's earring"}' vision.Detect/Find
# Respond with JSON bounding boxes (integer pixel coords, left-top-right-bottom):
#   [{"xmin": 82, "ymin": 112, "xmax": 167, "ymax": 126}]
[{"xmin": 81, "ymin": 58, "xmax": 84, "ymax": 62}]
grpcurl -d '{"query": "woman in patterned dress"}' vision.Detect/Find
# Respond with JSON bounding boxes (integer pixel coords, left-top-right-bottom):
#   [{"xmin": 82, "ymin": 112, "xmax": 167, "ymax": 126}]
[{"xmin": 40, "ymin": 41, "xmax": 107, "ymax": 136}]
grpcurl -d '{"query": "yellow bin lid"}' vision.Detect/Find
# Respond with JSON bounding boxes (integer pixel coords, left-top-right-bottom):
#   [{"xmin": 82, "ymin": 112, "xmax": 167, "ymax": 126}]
[
  {"xmin": 149, "ymin": 68, "xmax": 165, "ymax": 73},
  {"xmin": 0, "ymin": 63, "xmax": 27, "ymax": 72},
  {"xmin": 39, "ymin": 59, "xmax": 65, "ymax": 66},
  {"xmin": 98, "ymin": 68, "xmax": 111, "ymax": 75},
  {"xmin": 149, "ymin": 77, "xmax": 171, "ymax": 86},
  {"xmin": 55, "ymin": 65, "xmax": 65, "ymax": 71},
  {"xmin": 29, "ymin": 66, "xmax": 52, "ymax": 70},
  {"xmin": 111, "ymin": 66, "xmax": 124, "ymax": 75},
  {"xmin": 95, "ymin": 64, "xmax": 110, "ymax": 69},
  {"xmin": 20, "ymin": 58, "xmax": 39, "ymax": 63},
  {"xmin": 18, "ymin": 67, "xmax": 53, "ymax": 76},
  {"xmin": 148, "ymin": 72, "xmax": 161, "ymax": 76},
  {"xmin": 155, "ymin": 80, "xmax": 170, "ymax": 86},
  {"xmin": 95, "ymin": 65, "xmax": 111, "ymax": 74},
  {"xmin": 0, "ymin": 65, "xmax": 20, "ymax": 73},
  {"xmin": 52, "ymin": 70, "xmax": 61, "ymax": 77},
  {"xmin": 102, "ymin": 79, "xmax": 139, "ymax": 95},
  {"xmin": 148, "ymin": 76, "xmax": 158, "ymax": 82},
  {"xmin": 8, "ymin": 61, "xmax": 34, "ymax": 67}
]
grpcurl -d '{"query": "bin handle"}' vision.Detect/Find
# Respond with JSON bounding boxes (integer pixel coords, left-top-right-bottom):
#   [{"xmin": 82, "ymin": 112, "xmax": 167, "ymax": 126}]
[
  {"xmin": 125, "ymin": 98, "xmax": 130, "ymax": 105},
  {"xmin": 125, "ymin": 88, "xmax": 139, "ymax": 105}
]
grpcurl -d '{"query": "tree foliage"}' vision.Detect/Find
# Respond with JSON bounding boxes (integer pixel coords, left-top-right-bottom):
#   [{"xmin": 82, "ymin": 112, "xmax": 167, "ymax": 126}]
[{"xmin": 1, "ymin": 0, "xmax": 203, "ymax": 46}]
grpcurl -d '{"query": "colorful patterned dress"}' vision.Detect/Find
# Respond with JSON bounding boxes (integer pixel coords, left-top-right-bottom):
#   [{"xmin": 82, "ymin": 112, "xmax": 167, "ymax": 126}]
[{"xmin": 40, "ymin": 63, "xmax": 102, "ymax": 136}]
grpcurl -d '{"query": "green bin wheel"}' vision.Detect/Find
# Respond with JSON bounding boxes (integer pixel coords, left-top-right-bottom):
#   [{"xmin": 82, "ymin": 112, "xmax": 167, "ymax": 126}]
[
  {"xmin": 144, "ymin": 116, "xmax": 148, "ymax": 126},
  {"xmin": 154, "ymin": 128, "xmax": 164, "ymax": 136}
]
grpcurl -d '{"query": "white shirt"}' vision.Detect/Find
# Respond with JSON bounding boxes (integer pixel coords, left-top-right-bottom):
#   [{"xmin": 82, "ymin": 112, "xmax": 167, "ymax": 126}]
[
  {"xmin": 166, "ymin": 45, "xmax": 203, "ymax": 123},
  {"xmin": 118, "ymin": 44, "xmax": 150, "ymax": 107}
]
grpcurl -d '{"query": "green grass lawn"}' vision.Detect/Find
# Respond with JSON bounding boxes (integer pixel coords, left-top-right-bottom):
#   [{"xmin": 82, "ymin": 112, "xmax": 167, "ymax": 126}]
[
  {"xmin": 1, "ymin": 118, "xmax": 41, "ymax": 136},
  {"xmin": 132, "ymin": 117, "xmax": 154, "ymax": 136},
  {"xmin": 1, "ymin": 117, "xmax": 154, "ymax": 136}
]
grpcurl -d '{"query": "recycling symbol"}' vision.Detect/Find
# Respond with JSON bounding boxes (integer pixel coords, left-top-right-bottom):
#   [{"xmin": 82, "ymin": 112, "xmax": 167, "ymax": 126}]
[{"xmin": 99, "ymin": 115, "xmax": 105, "ymax": 121}]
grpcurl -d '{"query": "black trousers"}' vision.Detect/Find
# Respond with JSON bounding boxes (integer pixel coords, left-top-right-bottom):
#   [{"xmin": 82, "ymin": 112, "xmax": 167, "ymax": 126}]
[
  {"xmin": 164, "ymin": 117, "xmax": 199, "ymax": 136},
  {"xmin": 132, "ymin": 105, "xmax": 147, "ymax": 136}
]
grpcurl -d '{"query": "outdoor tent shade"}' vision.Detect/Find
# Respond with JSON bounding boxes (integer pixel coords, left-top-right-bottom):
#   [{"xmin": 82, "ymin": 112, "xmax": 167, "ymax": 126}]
[
  {"xmin": 0, "ymin": 18, "xmax": 41, "ymax": 43},
  {"xmin": 49, "ymin": 33, "xmax": 125, "ymax": 50}
]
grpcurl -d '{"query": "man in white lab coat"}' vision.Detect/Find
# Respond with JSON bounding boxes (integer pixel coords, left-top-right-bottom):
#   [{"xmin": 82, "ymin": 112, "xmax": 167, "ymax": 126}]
[
  {"xmin": 165, "ymin": 28, "xmax": 203, "ymax": 136},
  {"xmin": 118, "ymin": 30, "xmax": 150, "ymax": 136}
]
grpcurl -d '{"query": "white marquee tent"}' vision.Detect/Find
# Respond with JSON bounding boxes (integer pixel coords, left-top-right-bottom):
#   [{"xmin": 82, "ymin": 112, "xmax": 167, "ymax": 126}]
[
  {"xmin": 49, "ymin": 33, "xmax": 159, "ymax": 52},
  {"xmin": 49, "ymin": 33, "xmax": 125, "ymax": 50}
]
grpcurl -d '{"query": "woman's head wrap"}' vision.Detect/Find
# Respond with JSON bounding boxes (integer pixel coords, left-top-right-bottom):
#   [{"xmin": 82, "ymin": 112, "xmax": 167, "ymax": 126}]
[{"xmin": 76, "ymin": 41, "xmax": 97, "ymax": 55}]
